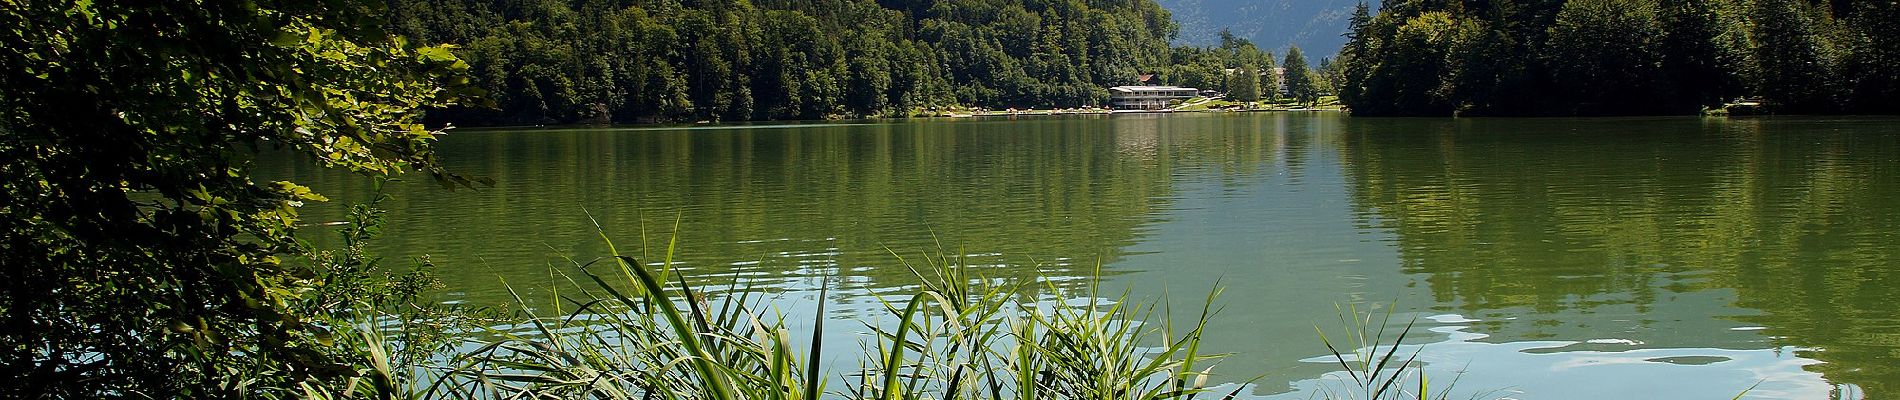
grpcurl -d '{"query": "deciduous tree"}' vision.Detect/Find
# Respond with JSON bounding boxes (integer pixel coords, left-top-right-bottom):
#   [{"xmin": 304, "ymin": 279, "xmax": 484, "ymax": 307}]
[{"xmin": 0, "ymin": 0, "xmax": 477, "ymax": 397}]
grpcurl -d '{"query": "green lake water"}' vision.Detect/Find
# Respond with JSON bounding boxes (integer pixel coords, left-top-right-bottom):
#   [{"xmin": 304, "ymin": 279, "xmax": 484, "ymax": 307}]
[{"xmin": 268, "ymin": 113, "xmax": 1898, "ymax": 399}]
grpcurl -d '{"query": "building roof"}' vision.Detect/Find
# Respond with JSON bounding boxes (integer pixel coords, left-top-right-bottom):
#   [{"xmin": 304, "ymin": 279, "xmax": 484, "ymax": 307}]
[{"xmin": 1109, "ymin": 85, "xmax": 1198, "ymax": 93}]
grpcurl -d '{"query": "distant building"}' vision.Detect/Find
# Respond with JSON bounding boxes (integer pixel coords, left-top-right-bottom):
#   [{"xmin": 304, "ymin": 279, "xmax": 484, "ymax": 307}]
[
  {"xmin": 1270, "ymin": 67, "xmax": 1289, "ymax": 97},
  {"xmin": 1109, "ymin": 86, "xmax": 1198, "ymax": 110}
]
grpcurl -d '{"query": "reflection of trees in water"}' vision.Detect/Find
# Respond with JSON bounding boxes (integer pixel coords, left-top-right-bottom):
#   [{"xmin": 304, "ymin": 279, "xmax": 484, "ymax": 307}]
[
  {"xmin": 1706, "ymin": 119, "xmax": 1900, "ymax": 398},
  {"xmin": 273, "ymin": 120, "xmax": 1156, "ymax": 300},
  {"xmin": 266, "ymin": 115, "xmax": 1308, "ymax": 305},
  {"xmin": 1337, "ymin": 117, "xmax": 1900, "ymax": 397}
]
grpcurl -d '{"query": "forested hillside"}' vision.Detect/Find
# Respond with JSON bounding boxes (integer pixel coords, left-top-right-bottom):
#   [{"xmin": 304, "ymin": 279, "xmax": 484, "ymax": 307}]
[
  {"xmin": 386, "ymin": 0, "xmax": 1212, "ymax": 124},
  {"xmin": 1158, "ymin": 0, "xmax": 1369, "ymax": 57},
  {"xmin": 1333, "ymin": 0, "xmax": 1900, "ymax": 116}
]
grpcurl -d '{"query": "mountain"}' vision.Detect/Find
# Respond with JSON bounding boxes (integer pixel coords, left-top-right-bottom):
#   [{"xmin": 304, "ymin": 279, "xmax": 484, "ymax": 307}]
[{"xmin": 1157, "ymin": 0, "xmax": 1376, "ymax": 57}]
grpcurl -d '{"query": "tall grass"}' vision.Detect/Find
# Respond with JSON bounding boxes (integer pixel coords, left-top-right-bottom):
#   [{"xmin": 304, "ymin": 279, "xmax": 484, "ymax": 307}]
[
  {"xmin": 1310, "ymin": 304, "xmax": 1464, "ymax": 400},
  {"xmin": 286, "ymin": 203, "xmax": 1490, "ymax": 400},
  {"xmin": 404, "ymin": 237, "xmax": 1228, "ymax": 400}
]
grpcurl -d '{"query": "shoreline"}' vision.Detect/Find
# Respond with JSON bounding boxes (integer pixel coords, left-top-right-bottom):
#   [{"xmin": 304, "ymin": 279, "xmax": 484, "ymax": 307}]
[
  {"xmin": 453, "ymin": 106, "xmax": 1350, "ymax": 131},
  {"xmin": 448, "ymin": 109, "xmax": 1900, "ymax": 132}
]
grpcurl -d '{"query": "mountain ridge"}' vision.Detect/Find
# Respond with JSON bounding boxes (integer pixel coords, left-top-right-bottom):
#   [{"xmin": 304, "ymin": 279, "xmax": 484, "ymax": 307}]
[{"xmin": 1158, "ymin": 0, "xmax": 1376, "ymax": 57}]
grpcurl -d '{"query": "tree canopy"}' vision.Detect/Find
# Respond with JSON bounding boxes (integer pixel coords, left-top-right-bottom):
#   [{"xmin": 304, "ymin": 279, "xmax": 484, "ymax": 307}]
[
  {"xmin": 1334, "ymin": 0, "xmax": 1900, "ymax": 116},
  {"xmin": 1283, "ymin": 45, "xmax": 1320, "ymax": 106},
  {"xmin": 0, "ymin": 0, "xmax": 475, "ymax": 396},
  {"xmin": 386, "ymin": 0, "xmax": 1189, "ymax": 124},
  {"xmin": 1158, "ymin": 30, "xmax": 1277, "ymax": 103}
]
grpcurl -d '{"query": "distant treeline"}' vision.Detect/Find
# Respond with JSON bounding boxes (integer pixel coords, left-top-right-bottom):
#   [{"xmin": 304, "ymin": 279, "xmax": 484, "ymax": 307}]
[
  {"xmin": 1331, "ymin": 0, "xmax": 1900, "ymax": 116},
  {"xmin": 386, "ymin": 0, "xmax": 1303, "ymax": 125}
]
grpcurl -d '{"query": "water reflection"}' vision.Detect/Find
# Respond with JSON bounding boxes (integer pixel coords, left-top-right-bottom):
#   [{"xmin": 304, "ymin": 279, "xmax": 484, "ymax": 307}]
[
  {"xmin": 1335, "ymin": 116, "xmax": 1898, "ymax": 398},
  {"xmin": 264, "ymin": 114, "xmax": 1899, "ymax": 399},
  {"xmin": 276, "ymin": 117, "xmax": 1186, "ymax": 301}
]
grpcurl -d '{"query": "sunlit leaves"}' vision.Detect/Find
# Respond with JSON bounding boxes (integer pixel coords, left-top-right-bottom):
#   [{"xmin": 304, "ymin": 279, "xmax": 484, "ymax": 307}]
[{"xmin": 0, "ymin": 0, "xmax": 472, "ymax": 396}]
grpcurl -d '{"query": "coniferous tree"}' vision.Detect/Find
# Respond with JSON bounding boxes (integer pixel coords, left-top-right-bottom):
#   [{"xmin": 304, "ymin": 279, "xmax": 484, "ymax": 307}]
[
  {"xmin": 1283, "ymin": 46, "xmax": 1319, "ymax": 106},
  {"xmin": 1337, "ymin": 2, "xmax": 1376, "ymax": 110},
  {"xmin": 1316, "ymin": 56, "xmax": 1339, "ymax": 96},
  {"xmin": 384, "ymin": 0, "xmax": 1181, "ymax": 123},
  {"xmin": 390, "ymin": 0, "xmax": 1900, "ymax": 120}
]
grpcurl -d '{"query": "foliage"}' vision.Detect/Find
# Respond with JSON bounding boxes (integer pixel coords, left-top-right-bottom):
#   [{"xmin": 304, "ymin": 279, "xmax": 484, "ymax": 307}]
[
  {"xmin": 1232, "ymin": 64, "xmax": 1263, "ymax": 102},
  {"xmin": 1749, "ymin": 0, "xmax": 1846, "ymax": 114},
  {"xmin": 1149, "ymin": 30, "xmax": 1277, "ymax": 104},
  {"xmin": 1336, "ymin": 3, "xmax": 1377, "ymax": 110},
  {"xmin": 425, "ymin": 237, "xmax": 1229, "ymax": 400},
  {"xmin": 1284, "ymin": 46, "xmax": 1321, "ymax": 107},
  {"xmin": 1657, "ymin": 0, "xmax": 1746, "ymax": 110},
  {"xmin": 1352, "ymin": 11, "xmax": 1474, "ymax": 116},
  {"xmin": 1840, "ymin": 1, "xmax": 1900, "ymax": 113},
  {"xmin": 276, "ymin": 191, "xmax": 478, "ymax": 400},
  {"xmin": 0, "ymin": 0, "xmax": 475, "ymax": 397},
  {"xmin": 387, "ymin": 0, "xmax": 1179, "ymax": 124},
  {"xmin": 1544, "ymin": 0, "xmax": 1669, "ymax": 115},
  {"xmin": 1334, "ymin": 0, "xmax": 1900, "ymax": 115}
]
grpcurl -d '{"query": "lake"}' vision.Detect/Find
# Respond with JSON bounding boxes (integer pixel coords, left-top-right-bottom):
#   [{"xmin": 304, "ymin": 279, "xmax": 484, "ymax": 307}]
[{"xmin": 268, "ymin": 113, "xmax": 1897, "ymax": 399}]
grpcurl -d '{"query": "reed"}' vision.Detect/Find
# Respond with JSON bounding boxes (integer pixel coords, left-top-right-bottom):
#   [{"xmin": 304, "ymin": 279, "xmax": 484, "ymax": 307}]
[
  {"xmin": 1311, "ymin": 304, "xmax": 1467, "ymax": 400},
  {"xmin": 284, "ymin": 205, "xmax": 1496, "ymax": 400},
  {"xmin": 408, "ymin": 237, "xmax": 1227, "ymax": 400}
]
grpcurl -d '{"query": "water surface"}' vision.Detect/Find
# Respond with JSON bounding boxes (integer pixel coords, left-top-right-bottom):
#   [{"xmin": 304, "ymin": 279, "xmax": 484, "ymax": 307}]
[{"xmin": 269, "ymin": 113, "xmax": 1898, "ymax": 399}]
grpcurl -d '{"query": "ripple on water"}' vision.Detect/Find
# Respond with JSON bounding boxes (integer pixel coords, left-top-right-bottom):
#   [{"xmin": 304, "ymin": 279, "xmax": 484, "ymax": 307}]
[
  {"xmin": 1274, "ymin": 325, "xmax": 1843, "ymax": 399},
  {"xmin": 1644, "ymin": 355, "xmax": 1732, "ymax": 366},
  {"xmin": 1424, "ymin": 313, "xmax": 1480, "ymax": 323}
]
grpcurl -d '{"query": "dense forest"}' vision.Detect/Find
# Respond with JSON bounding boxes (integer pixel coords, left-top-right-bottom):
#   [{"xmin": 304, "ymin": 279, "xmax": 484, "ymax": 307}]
[
  {"xmin": 1332, "ymin": 0, "xmax": 1900, "ymax": 116},
  {"xmin": 386, "ymin": 0, "xmax": 1305, "ymax": 124}
]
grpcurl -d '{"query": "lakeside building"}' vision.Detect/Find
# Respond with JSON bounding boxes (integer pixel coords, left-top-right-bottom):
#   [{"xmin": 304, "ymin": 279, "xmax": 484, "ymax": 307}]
[
  {"xmin": 1108, "ymin": 85, "xmax": 1198, "ymax": 110},
  {"xmin": 1270, "ymin": 67, "xmax": 1289, "ymax": 97}
]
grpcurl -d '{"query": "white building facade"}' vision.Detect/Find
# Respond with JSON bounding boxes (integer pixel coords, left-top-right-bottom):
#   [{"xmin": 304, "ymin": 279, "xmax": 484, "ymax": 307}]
[{"xmin": 1108, "ymin": 86, "xmax": 1198, "ymax": 110}]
